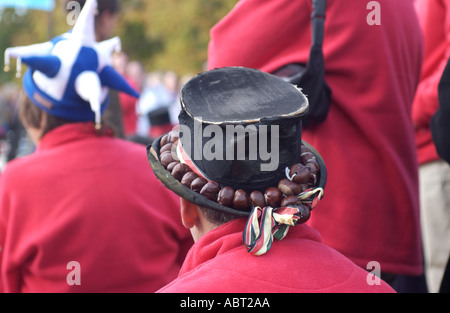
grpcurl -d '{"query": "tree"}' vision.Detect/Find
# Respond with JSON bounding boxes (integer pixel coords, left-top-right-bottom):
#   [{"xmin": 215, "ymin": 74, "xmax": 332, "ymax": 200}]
[
  {"xmin": 0, "ymin": 0, "xmax": 238, "ymax": 82},
  {"xmin": 116, "ymin": 0, "xmax": 238, "ymax": 75}
]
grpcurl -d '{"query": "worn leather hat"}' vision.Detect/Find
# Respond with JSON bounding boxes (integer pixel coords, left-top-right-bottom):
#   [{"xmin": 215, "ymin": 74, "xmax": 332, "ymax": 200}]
[
  {"xmin": 147, "ymin": 67, "xmax": 327, "ymax": 255},
  {"xmin": 147, "ymin": 67, "xmax": 326, "ymax": 216}
]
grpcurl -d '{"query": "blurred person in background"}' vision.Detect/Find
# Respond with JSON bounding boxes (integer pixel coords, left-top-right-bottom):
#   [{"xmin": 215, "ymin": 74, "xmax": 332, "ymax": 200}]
[
  {"xmin": 430, "ymin": 56, "xmax": 450, "ymax": 293},
  {"xmin": 66, "ymin": 0, "xmax": 125, "ymax": 138},
  {"xmin": 0, "ymin": 0, "xmax": 193, "ymax": 292},
  {"xmin": 113, "ymin": 52, "xmax": 144, "ymax": 138},
  {"xmin": 415, "ymin": 0, "xmax": 450, "ymax": 293},
  {"xmin": 137, "ymin": 71, "xmax": 178, "ymax": 140},
  {"xmin": 168, "ymin": 73, "xmax": 193, "ymax": 127},
  {"xmin": 0, "ymin": 83, "xmax": 35, "ymax": 168},
  {"xmin": 207, "ymin": 0, "xmax": 425, "ymax": 292},
  {"xmin": 0, "ymin": 84, "xmax": 20, "ymax": 167}
]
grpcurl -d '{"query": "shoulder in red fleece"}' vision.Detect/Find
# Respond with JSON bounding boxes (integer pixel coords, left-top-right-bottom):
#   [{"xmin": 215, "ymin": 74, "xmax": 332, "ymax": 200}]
[
  {"xmin": 158, "ymin": 219, "xmax": 395, "ymax": 293},
  {"xmin": 0, "ymin": 123, "xmax": 193, "ymax": 293}
]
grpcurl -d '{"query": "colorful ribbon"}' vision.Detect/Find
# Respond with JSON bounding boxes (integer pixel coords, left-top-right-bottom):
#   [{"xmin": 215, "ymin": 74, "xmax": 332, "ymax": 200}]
[
  {"xmin": 243, "ymin": 205, "xmax": 301, "ymax": 256},
  {"xmin": 243, "ymin": 187, "xmax": 324, "ymax": 256},
  {"xmin": 176, "ymin": 139, "xmax": 211, "ymax": 181}
]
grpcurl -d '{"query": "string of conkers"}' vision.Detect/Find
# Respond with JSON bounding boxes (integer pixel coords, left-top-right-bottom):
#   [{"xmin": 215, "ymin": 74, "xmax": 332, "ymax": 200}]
[{"xmin": 159, "ymin": 130, "xmax": 320, "ymax": 217}]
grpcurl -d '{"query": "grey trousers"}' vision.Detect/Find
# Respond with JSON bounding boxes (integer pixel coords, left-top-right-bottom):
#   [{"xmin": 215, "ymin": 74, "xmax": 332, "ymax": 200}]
[{"xmin": 419, "ymin": 160, "xmax": 450, "ymax": 293}]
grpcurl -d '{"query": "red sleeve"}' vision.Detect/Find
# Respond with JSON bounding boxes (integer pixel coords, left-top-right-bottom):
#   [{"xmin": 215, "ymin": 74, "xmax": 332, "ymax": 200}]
[
  {"xmin": 118, "ymin": 78, "xmax": 140, "ymax": 136},
  {"xmin": 118, "ymin": 78, "xmax": 139, "ymax": 115},
  {"xmin": 0, "ymin": 174, "xmax": 7, "ymax": 293},
  {"xmin": 412, "ymin": 61, "xmax": 449, "ymax": 128},
  {"xmin": 412, "ymin": 0, "xmax": 450, "ymax": 128},
  {"xmin": 208, "ymin": 0, "xmax": 312, "ymax": 73},
  {"xmin": 0, "ymin": 169, "xmax": 17, "ymax": 293}
]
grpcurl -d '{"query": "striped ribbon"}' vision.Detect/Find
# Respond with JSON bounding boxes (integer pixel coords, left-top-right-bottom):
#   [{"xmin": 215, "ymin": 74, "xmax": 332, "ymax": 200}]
[
  {"xmin": 176, "ymin": 140, "xmax": 211, "ymax": 181},
  {"xmin": 243, "ymin": 205, "xmax": 302, "ymax": 256},
  {"xmin": 243, "ymin": 187, "xmax": 324, "ymax": 256}
]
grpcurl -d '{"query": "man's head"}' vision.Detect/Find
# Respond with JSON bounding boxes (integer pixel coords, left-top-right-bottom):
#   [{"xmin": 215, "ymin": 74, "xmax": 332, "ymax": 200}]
[
  {"xmin": 147, "ymin": 67, "xmax": 327, "ymax": 253},
  {"xmin": 180, "ymin": 199, "xmax": 241, "ymax": 243},
  {"xmin": 66, "ymin": 0, "xmax": 121, "ymax": 41},
  {"xmin": 18, "ymin": 92, "xmax": 68, "ymax": 144}
]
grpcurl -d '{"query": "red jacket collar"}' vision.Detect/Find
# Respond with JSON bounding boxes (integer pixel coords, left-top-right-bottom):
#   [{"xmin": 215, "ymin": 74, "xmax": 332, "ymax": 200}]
[
  {"xmin": 37, "ymin": 122, "xmax": 114, "ymax": 151},
  {"xmin": 179, "ymin": 217, "xmax": 322, "ymax": 275}
]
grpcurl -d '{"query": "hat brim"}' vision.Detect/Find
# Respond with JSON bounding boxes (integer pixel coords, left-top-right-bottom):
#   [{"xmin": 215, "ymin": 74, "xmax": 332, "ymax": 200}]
[{"xmin": 147, "ymin": 135, "xmax": 327, "ymax": 217}]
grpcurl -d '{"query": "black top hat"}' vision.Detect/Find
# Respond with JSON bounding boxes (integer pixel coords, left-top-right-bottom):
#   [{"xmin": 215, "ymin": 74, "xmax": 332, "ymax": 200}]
[
  {"xmin": 147, "ymin": 67, "xmax": 326, "ymax": 217},
  {"xmin": 148, "ymin": 107, "xmax": 171, "ymax": 126}
]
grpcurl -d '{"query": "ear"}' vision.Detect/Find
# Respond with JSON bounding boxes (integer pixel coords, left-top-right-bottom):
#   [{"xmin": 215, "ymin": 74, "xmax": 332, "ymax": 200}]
[{"xmin": 180, "ymin": 198, "xmax": 200, "ymax": 229}]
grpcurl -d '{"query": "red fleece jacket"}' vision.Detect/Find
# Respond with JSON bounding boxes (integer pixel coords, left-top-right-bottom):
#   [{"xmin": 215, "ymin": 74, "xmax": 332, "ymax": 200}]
[
  {"xmin": 0, "ymin": 123, "xmax": 193, "ymax": 293},
  {"xmin": 412, "ymin": 0, "xmax": 450, "ymax": 165},
  {"xmin": 208, "ymin": 0, "xmax": 423, "ymax": 275},
  {"xmin": 158, "ymin": 218, "xmax": 395, "ymax": 293}
]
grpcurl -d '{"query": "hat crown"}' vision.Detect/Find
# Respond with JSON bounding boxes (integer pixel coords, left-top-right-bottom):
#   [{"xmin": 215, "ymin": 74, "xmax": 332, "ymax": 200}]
[
  {"xmin": 178, "ymin": 67, "xmax": 309, "ymax": 192},
  {"xmin": 181, "ymin": 67, "xmax": 308, "ymax": 124}
]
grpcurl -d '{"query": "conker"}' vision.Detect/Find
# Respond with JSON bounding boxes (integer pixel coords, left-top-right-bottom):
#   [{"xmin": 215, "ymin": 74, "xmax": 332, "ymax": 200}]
[
  {"xmin": 160, "ymin": 151, "xmax": 175, "ymax": 168},
  {"xmin": 180, "ymin": 171, "xmax": 198, "ymax": 187},
  {"xmin": 233, "ymin": 189, "xmax": 249, "ymax": 210},
  {"xmin": 278, "ymin": 179, "xmax": 302, "ymax": 196},
  {"xmin": 249, "ymin": 191, "xmax": 266, "ymax": 208},
  {"xmin": 217, "ymin": 187, "xmax": 235, "ymax": 207},
  {"xmin": 281, "ymin": 195, "xmax": 300, "ymax": 207},
  {"xmin": 190, "ymin": 177, "xmax": 208, "ymax": 192},
  {"xmin": 166, "ymin": 161, "xmax": 178, "ymax": 172},
  {"xmin": 301, "ymin": 145, "xmax": 312, "ymax": 154},
  {"xmin": 305, "ymin": 162, "xmax": 318, "ymax": 176},
  {"xmin": 301, "ymin": 151, "xmax": 316, "ymax": 164},
  {"xmin": 200, "ymin": 181, "xmax": 221, "ymax": 201},
  {"xmin": 298, "ymin": 204, "xmax": 311, "ymax": 223},
  {"xmin": 160, "ymin": 142, "xmax": 173, "ymax": 154},
  {"xmin": 160, "ymin": 134, "xmax": 169, "ymax": 146},
  {"xmin": 264, "ymin": 187, "xmax": 282, "ymax": 208},
  {"xmin": 171, "ymin": 163, "xmax": 191, "ymax": 181},
  {"xmin": 289, "ymin": 163, "xmax": 310, "ymax": 184},
  {"xmin": 305, "ymin": 159, "xmax": 320, "ymax": 172}
]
